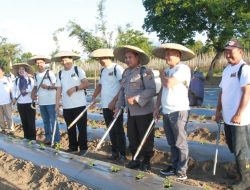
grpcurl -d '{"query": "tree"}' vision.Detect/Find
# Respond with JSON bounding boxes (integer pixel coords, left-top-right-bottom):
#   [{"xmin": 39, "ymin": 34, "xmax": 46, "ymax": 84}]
[
  {"xmin": 115, "ymin": 25, "xmax": 153, "ymax": 56},
  {"xmin": 143, "ymin": 0, "xmax": 250, "ymax": 79},
  {"xmin": 16, "ymin": 52, "xmax": 33, "ymax": 62}
]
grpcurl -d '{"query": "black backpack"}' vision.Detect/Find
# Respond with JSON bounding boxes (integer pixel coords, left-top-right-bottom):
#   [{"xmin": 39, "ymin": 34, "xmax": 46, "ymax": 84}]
[
  {"xmin": 34, "ymin": 70, "xmax": 52, "ymax": 84},
  {"xmin": 59, "ymin": 66, "xmax": 87, "ymax": 95},
  {"xmin": 100, "ymin": 64, "xmax": 118, "ymax": 78}
]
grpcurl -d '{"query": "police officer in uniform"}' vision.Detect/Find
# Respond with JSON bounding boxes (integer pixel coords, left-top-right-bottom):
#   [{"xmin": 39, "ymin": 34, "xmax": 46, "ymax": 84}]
[{"xmin": 114, "ymin": 45, "xmax": 156, "ymax": 171}]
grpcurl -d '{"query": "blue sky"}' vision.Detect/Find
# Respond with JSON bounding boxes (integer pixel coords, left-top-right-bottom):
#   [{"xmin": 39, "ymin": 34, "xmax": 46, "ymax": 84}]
[{"xmin": 0, "ymin": 0, "xmax": 159, "ymax": 56}]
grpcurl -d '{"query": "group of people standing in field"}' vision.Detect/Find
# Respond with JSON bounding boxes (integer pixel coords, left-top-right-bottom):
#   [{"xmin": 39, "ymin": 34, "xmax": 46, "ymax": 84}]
[{"xmin": 0, "ymin": 40, "xmax": 249, "ymax": 189}]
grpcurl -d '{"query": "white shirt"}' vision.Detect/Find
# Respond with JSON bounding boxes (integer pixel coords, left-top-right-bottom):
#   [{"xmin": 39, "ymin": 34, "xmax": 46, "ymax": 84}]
[
  {"xmin": 99, "ymin": 63, "xmax": 124, "ymax": 108},
  {"xmin": 219, "ymin": 60, "xmax": 250, "ymax": 126},
  {"xmin": 34, "ymin": 70, "xmax": 56, "ymax": 105},
  {"xmin": 0, "ymin": 76, "xmax": 13, "ymax": 105},
  {"xmin": 161, "ymin": 63, "xmax": 191, "ymax": 114},
  {"xmin": 14, "ymin": 76, "xmax": 34, "ymax": 104},
  {"xmin": 56, "ymin": 66, "xmax": 87, "ymax": 109}
]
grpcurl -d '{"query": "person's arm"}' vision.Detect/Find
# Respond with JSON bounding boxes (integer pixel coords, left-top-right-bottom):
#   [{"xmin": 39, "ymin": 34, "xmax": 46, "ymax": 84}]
[
  {"xmin": 55, "ymin": 86, "xmax": 62, "ymax": 115},
  {"xmin": 31, "ymin": 86, "xmax": 37, "ymax": 100},
  {"xmin": 231, "ymin": 84, "xmax": 250, "ymax": 124},
  {"xmin": 215, "ymin": 90, "xmax": 222, "ymax": 122}
]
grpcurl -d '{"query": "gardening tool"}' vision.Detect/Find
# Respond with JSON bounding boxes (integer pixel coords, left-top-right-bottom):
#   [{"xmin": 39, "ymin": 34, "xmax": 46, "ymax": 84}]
[
  {"xmin": 51, "ymin": 114, "xmax": 58, "ymax": 147},
  {"xmin": 133, "ymin": 118, "xmax": 155, "ymax": 161},
  {"xmin": 213, "ymin": 121, "xmax": 223, "ymax": 175},
  {"xmin": 31, "ymin": 69, "xmax": 50, "ymax": 109},
  {"xmin": 68, "ymin": 102, "xmax": 93, "ymax": 129},
  {"xmin": 94, "ymin": 108, "xmax": 122, "ymax": 152}
]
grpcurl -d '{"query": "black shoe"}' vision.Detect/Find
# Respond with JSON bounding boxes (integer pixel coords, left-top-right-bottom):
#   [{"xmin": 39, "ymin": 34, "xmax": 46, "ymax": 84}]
[
  {"xmin": 126, "ymin": 160, "xmax": 141, "ymax": 169},
  {"xmin": 78, "ymin": 150, "xmax": 88, "ymax": 156},
  {"xmin": 119, "ymin": 155, "xmax": 127, "ymax": 162},
  {"xmin": 140, "ymin": 163, "xmax": 151, "ymax": 172},
  {"xmin": 65, "ymin": 148, "xmax": 78, "ymax": 153},
  {"xmin": 109, "ymin": 152, "xmax": 119, "ymax": 160},
  {"xmin": 160, "ymin": 166, "xmax": 176, "ymax": 176}
]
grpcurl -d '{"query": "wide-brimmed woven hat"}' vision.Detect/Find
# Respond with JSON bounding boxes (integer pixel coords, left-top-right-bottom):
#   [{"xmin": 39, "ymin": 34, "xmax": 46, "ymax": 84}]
[
  {"xmin": 114, "ymin": 45, "xmax": 149, "ymax": 65},
  {"xmin": 153, "ymin": 43, "xmax": 195, "ymax": 61},
  {"xmin": 90, "ymin": 48, "xmax": 114, "ymax": 58},
  {"xmin": 51, "ymin": 51, "xmax": 80, "ymax": 62},
  {"xmin": 12, "ymin": 63, "xmax": 34, "ymax": 76},
  {"xmin": 27, "ymin": 55, "xmax": 51, "ymax": 65}
]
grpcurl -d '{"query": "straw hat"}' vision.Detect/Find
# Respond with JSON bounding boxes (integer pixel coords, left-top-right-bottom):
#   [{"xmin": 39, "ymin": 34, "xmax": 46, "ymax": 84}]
[
  {"xmin": 51, "ymin": 51, "xmax": 80, "ymax": 62},
  {"xmin": 12, "ymin": 63, "xmax": 34, "ymax": 76},
  {"xmin": 113, "ymin": 45, "xmax": 149, "ymax": 65},
  {"xmin": 90, "ymin": 48, "xmax": 114, "ymax": 58},
  {"xmin": 153, "ymin": 43, "xmax": 195, "ymax": 61},
  {"xmin": 27, "ymin": 55, "xmax": 51, "ymax": 65}
]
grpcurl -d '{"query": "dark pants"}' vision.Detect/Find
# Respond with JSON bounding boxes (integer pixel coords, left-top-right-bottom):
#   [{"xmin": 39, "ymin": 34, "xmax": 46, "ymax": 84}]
[
  {"xmin": 17, "ymin": 103, "xmax": 36, "ymax": 140},
  {"xmin": 103, "ymin": 108, "xmax": 126, "ymax": 155},
  {"xmin": 224, "ymin": 124, "xmax": 250, "ymax": 162},
  {"xmin": 63, "ymin": 106, "xmax": 87, "ymax": 150},
  {"xmin": 127, "ymin": 110, "xmax": 154, "ymax": 160},
  {"xmin": 163, "ymin": 111, "xmax": 189, "ymax": 175}
]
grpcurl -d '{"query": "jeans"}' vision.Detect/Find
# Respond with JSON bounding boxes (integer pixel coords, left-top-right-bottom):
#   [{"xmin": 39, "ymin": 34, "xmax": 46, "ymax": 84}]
[
  {"xmin": 40, "ymin": 104, "xmax": 60, "ymax": 143},
  {"xmin": 163, "ymin": 110, "xmax": 189, "ymax": 175}
]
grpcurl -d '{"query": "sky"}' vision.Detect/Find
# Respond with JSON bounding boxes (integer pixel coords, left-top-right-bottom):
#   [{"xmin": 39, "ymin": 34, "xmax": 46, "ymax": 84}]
[{"xmin": 0, "ymin": 0, "xmax": 160, "ymax": 57}]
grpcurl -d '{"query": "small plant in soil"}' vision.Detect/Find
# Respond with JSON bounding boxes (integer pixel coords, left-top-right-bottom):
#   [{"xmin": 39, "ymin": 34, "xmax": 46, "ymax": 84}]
[
  {"xmin": 54, "ymin": 143, "xmax": 61, "ymax": 152},
  {"xmin": 88, "ymin": 161, "xmax": 95, "ymax": 167},
  {"xmin": 199, "ymin": 115, "xmax": 207, "ymax": 122},
  {"xmin": 204, "ymin": 185, "xmax": 211, "ymax": 190},
  {"xmin": 135, "ymin": 171, "xmax": 145, "ymax": 180},
  {"xmin": 39, "ymin": 143, "xmax": 45, "ymax": 150},
  {"xmin": 28, "ymin": 140, "xmax": 32, "ymax": 145},
  {"xmin": 163, "ymin": 177, "xmax": 173, "ymax": 188},
  {"xmin": 154, "ymin": 130, "xmax": 162, "ymax": 138},
  {"xmin": 199, "ymin": 140, "xmax": 207, "ymax": 145},
  {"xmin": 110, "ymin": 165, "xmax": 121, "ymax": 173}
]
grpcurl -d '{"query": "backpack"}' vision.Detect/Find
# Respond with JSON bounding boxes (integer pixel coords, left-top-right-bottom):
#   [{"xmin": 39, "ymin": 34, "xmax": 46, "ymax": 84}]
[
  {"xmin": 100, "ymin": 64, "xmax": 117, "ymax": 78},
  {"xmin": 15, "ymin": 77, "xmax": 31, "ymax": 86},
  {"xmin": 34, "ymin": 70, "xmax": 52, "ymax": 84},
  {"xmin": 237, "ymin": 64, "xmax": 246, "ymax": 80},
  {"xmin": 59, "ymin": 66, "xmax": 87, "ymax": 95},
  {"xmin": 188, "ymin": 71, "xmax": 205, "ymax": 106}
]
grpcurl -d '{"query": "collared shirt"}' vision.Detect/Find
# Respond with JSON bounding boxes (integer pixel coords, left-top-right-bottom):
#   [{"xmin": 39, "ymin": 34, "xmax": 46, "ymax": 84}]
[
  {"xmin": 219, "ymin": 59, "xmax": 250, "ymax": 126},
  {"xmin": 116, "ymin": 65, "xmax": 156, "ymax": 116},
  {"xmin": 161, "ymin": 62, "xmax": 191, "ymax": 114},
  {"xmin": 0, "ymin": 76, "xmax": 13, "ymax": 105},
  {"xmin": 14, "ymin": 76, "xmax": 34, "ymax": 104}
]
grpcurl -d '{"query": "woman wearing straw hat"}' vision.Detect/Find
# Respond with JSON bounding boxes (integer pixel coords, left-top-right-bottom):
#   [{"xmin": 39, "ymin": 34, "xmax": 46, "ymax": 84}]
[
  {"xmin": 90, "ymin": 48, "xmax": 126, "ymax": 161},
  {"xmin": 53, "ymin": 51, "xmax": 89, "ymax": 155},
  {"xmin": 12, "ymin": 63, "xmax": 36, "ymax": 140},
  {"xmin": 114, "ymin": 45, "xmax": 156, "ymax": 171},
  {"xmin": 29, "ymin": 55, "xmax": 60, "ymax": 145},
  {"xmin": 153, "ymin": 43, "xmax": 195, "ymax": 180}
]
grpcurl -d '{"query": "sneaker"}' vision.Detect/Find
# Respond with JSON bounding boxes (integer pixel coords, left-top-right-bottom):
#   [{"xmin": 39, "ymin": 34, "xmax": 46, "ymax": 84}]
[
  {"xmin": 126, "ymin": 160, "xmax": 141, "ymax": 169},
  {"xmin": 119, "ymin": 155, "xmax": 127, "ymax": 162},
  {"xmin": 177, "ymin": 173, "xmax": 187, "ymax": 180},
  {"xmin": 65, "ymin": 148, "xmax": 78, "ymax": 153},
  {"xmin": 78, "ymin": 150, "xmax": 88, "ymax": 156},
  {"xmin": 109, "ymin": 152, "xmax": 119, "ymax": 160},
  {"xmin": 140, "ymin": 162, "xmax": 151, "ymax": 172},
  {"xmin": 160, "ymin": 166, "xmax": 176, "ymax": 176}
]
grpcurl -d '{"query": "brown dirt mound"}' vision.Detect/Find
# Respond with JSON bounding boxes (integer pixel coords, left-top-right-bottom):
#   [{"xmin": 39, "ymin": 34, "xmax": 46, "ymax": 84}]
[{"xmin": 0, "ymin": 151, "xmax": 89, "ymax": 190}]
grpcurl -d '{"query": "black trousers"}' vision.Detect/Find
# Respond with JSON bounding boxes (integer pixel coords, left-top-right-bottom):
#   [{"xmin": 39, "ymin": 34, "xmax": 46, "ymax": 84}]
[
  {"xmin": 17, "ymin": 103, "xmax": 36, "ymax": 140},
  {"xmin": 127, "ymin": 110, "xmax": 154, "ymax": 160},
  {"xmin": 103, "ymin": 108, "xmax": 126, "ymax": 155},
  {"xmin": 63, "ymin": 106, "xmax": 87, "ymax": 150}
]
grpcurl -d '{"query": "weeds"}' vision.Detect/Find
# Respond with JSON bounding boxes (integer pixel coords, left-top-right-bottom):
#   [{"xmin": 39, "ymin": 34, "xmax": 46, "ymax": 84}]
[
  {"xmin": 110, "ymin": 165, "xmax": 121, "ymax": 173},
  {"xmin": 163, "ymin": 177, "xmax": 173, "ymax": 188},
  {"xmin": 135, "ymin": 172, "xmax": 145, "ymax": 180}
]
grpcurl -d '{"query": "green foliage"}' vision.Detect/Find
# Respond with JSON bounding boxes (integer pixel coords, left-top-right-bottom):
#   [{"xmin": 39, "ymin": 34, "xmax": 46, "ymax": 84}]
[
  {"xmin": 163, "ymin": 177, "xmax": 173, "ymax": 188},
  {"xmin": 39, "ymin": 143, "xmax": 45, "ymax": 150},
  {"xmin": 115, "ymin": 25, "xmax": 153, "ymax": 56},
  {"xmin": 87, "ymin": 161, "xmax": 95, "ymax": 167},
  {"xmin": 135, "ymin": 171, "xmax": 145, "ymax": 180},
  {"xmin": 16, "ymin": 52, "xmax": 33, "ymax": 62},
  {"xmin": 110, "ymin": 165, "xmax": 121, "ymax": 172},
  {"xmin": 143, "ymin": 0, "xmax": 250, "ymax": 51}
]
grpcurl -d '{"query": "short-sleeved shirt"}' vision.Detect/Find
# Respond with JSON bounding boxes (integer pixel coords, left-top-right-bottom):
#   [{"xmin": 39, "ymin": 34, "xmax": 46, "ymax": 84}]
[
  {"xmin": 34, "ymin": 70, "xmax": 56, "ymax": 105},
  {"xmin": 161, "ymin": 63, "xmax": 191, "ymax": 114},
  {"xmin": 219, "ymin": 60, "xmax": 250, "ymax": 126},
  {"xmin": 14, "ymin": 76, "xmax": 34, "ymax": 104},
  {"xmin": 0, "ymin": 76, "xmax": 12, "ymax": 105},
  {"xmin": 56, "ymin": 66, "xmax": 87, "ymax": 109},
  {"xmin": 99, "ymin": 63, "xmax": 124, "ymax": 108}
]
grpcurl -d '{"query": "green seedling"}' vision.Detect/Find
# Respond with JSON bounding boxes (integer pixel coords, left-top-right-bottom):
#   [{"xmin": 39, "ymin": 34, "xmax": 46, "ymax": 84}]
[
  {"xmin": 54, "ymin": 143, "xmax": 61, "ymax": 152},
  {"xmin": 204, "ymin": 184, "xmax": 211, "ymax": 190},
  {"xmin": 39, "ymin": 143, "xmax": 45, "ymax": 150},
  {"xmin": 200, "ymin": 140, "xmax": 207, "ymax": 145},
  {"xmin": 163, "ymin": 177, "xmax": 173, "ymax": 188},
  {"xmin": 110, "ymin": 165, "xmax": 121, "ymax": 173},
  {"xmin": 88, "ymin": 161, "xmax": 95, "ymax": 167},
  {"xmin": 28, "ymin": 140, "xmax": 32, "ymax": 145},
  {"xmin": 135, "ymin": 171, "xmax": 145, "ymax": 180},
  {"xmin": 154, "ymin": 130, "xmax": 162, "ymax": 138}
]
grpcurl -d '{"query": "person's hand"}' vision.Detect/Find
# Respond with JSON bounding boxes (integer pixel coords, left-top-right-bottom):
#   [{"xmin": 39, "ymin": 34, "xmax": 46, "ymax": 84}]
[
  {"xmin": 231, "ymin": 113, "xmax": 241, "ymax": 125},
  {"xmin": 41, "ymin": 84, "xmax": 48, "ymax": 89},
  {"xmin": 55, "ymin": 104, "xmax": 61, "ymax": 116},
  {"xmin": 31, "ymin": 94, "xmax": 38, "ymax": 101},
  {"xmin": 66, "ymin": 87, "xmax": 76, "ymax": 96},
  {"xmin": 215, "ymin": 110, "xmax": 222, "ymax": 123},
  {"xmin": 153, "ymin": 107, "xmax": 160, "ymax": 121},
  {"xmin": 12, "ymin": 99, "xmax": 16, "ymax": 105},
  {"xmin": 90, "ymin": 97, "xmax": 97, "ymax": 109},
  {"xmin": 113, "ymin": 108, "xmax": 120, "ymax": 118},
  {"xmin": 108, "ymin": 99, "xmax": 116, "ymax": 110},
  {"xmin": 127, "ymin": 96, "xmax": 136, "ymax": 105}
]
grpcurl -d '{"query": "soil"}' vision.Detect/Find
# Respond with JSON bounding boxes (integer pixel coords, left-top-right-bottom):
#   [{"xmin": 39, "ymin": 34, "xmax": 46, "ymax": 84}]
[
  {"xmin": 0, "ymin": 150, "xmax": 89, "ymax": 190},
  {"xmin": 1, "ymin": 121, "xmax": 236, "ymax": 190}
]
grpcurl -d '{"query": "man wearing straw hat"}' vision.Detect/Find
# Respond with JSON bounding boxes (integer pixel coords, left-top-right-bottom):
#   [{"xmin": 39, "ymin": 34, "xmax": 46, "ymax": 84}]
[
  {"xmin": 29, "ymin": 55, "xmax": 60, "ymax": 145},
  {"xmin": 0, "ymin": 64, "xmax": 14, "ymax": 132},
  {"xmin": 215, "ymin": 39, "xmax": 250, "ymax": 190},
  {"xmin": 90, "ymin": 48, "xmax": 126, "ymax": 161},
  {"xmin": 53, "ymin": 51, "xmax": 89, "ymax": 155},
  {"xmin": 153, "ymin": 43, "xmax": 195, "ymax": 180},
  {"xmin": 114, "ymin": 45, "xmax": 156, "ymax": 171},
  {"xmin": 12, "ymin": 63, "xmax": 36, "ymax": 140}
]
